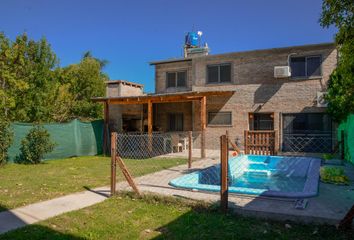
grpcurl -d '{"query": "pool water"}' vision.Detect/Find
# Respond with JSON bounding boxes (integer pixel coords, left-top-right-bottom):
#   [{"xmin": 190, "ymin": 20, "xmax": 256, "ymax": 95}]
[{"xmin": 169, "ymin": 155, "xmax": 321, "ymax": 198}]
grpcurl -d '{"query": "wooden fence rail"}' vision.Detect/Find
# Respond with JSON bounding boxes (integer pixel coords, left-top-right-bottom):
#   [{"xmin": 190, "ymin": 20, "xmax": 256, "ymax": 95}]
[{"xmin": 244, "ymin": 130, "xmax": 276, "ymax": 155}]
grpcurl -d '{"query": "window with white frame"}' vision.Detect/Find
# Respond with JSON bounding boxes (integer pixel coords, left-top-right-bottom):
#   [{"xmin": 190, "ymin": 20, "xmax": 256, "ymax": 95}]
[
  {"xmin": 207, "ymin": 63, "xmax": 231, "ymax": 83},
  {"xmin": 290, "ymin": 55, "xmax": 322, "ymax": 78},
  {"xmin": 166, "ymin": 71, "xmax": 187, "ymax": 88}
]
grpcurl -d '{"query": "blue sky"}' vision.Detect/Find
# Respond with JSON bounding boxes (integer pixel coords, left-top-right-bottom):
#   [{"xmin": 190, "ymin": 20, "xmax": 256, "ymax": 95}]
[{"xmin": 1, "ymin": 0, "xmax": 336, "ymax": 93}]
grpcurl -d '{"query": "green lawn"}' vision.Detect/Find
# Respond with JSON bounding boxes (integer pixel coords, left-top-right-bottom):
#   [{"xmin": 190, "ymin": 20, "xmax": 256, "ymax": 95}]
[
  {"xmin": 0, "ymin": 194, "xmax": 350, "ymax": 240},
  {"xmin": 0, "ymin": 156, "xmax": 186, "ymax": 212}
]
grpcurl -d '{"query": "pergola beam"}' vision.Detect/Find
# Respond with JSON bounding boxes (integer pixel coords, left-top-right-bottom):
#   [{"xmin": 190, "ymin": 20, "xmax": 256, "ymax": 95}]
[
  {"xmin": 92, "ymin": 90, "xmax": 234, "ymax": 105},
  {"xmin": 105, "ymin": 96, "xmax": 204, "ymax": 105}
]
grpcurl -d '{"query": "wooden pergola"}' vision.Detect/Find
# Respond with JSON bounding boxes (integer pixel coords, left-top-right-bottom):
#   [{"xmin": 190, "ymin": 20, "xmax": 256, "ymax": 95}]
[{"xmin": 92, "ymin": 90, "xmax": 234, "ymax": 158}]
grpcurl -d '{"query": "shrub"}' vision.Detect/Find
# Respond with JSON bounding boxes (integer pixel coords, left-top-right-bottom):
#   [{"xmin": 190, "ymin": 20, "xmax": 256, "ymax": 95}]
[
  {"xmin": 0, "ymin": 120, "xmax": 13, "ymax": 166},
  {"xmin": 322, "ymin": 153, "xmax": 334, "ymax": 160},
  {"xmin": 320, "ymin": 166, "xmax": 349, "ymax": 185},
  {"xmin": 16, "ymin": 125, "xmax": 55, "ymax": 164}
]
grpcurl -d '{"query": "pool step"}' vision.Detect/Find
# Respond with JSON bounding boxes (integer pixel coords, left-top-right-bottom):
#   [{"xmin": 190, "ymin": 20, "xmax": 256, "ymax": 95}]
[
  {"xmin": 248, "ymin": 163, "xmax": 268, "ymax": 170},
  {"xmin": 244, "ymin": 169, "xmax": 272, "ymax": 177}
]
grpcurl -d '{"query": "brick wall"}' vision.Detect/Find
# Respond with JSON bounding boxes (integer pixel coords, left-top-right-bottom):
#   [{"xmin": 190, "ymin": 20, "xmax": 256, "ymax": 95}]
[
  {"xmin": 192, "ymin": 43, "xmax": 336, "ymax": 87},
  {"xmin": 154, "ymin": 102, "xmax": 193, "ymax": 132},
  {"xmin": 153, "ymin": 43, "xmax": 337, "ymax": 150},
  {"xmin": 155, "ymin": 61, "xmax": 193, "ymax": 93}
]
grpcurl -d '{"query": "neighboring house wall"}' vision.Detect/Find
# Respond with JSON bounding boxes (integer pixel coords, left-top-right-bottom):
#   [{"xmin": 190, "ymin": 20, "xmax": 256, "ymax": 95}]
[
  {"xmin": 106, "ymin": 81, "xmax": 144, "ymax": 132},
  {"xmin": 152, "ymin": 43, "xmax": 337, "ymax": 150}
]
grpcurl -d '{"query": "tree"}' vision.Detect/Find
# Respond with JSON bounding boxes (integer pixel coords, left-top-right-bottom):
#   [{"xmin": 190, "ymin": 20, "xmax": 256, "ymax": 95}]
[
  {"xmin": 320, "ymin": 0, "xmax": 354, "ymax": 44},
  {"xmin": 82, "ymin": 50, "xmax": 109, "ymax": 69},
  {"xmin": 0, "ymin": 33, "xmax": 29, "ymax": 121},
  {"xmin": 60, "ymin": 57, "xmax": 107, "ymax": 120},
  {"xmin": 0, "ymin": 32, "xmax": 107, "ymax": 123},
  {"xmin": 0, "ymin": 120, "xmax": 13, "ymax": 165},
  {"xmin": 325, "ymin": 41, "xmax": 354, "ymax": 122},
  {"xmin": 0, "ymin": 33, "xmax": 59, "ymax": 123},
  {"xmin": 320, "ymin": 0, "xmax": 354, "ymax": 122}
]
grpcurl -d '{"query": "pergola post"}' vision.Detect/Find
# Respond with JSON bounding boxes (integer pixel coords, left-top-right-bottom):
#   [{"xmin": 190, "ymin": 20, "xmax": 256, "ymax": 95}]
[
  {"xmin": 200, "ymin": 96, "xmax": 206, "ymax": 158},
  {"xmin": 103, "ymin": 100, "xmax": 109, "ymax": 156},
  {"xmin": 147, "ymin": 100, "xmax": 153, "ymax": 152},
  {"xmin": 147, "ymin": 100, "xmax": 153, "ymax": 134}
]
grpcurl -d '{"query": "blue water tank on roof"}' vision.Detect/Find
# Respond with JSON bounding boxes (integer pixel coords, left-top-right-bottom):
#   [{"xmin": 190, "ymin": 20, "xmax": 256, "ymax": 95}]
[{"xmin": 185, "ymin": 32, "xmax": 199, "ymax": 47}]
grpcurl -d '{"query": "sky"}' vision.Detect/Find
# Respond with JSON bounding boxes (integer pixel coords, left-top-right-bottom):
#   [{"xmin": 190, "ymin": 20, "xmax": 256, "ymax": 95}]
[{"xmin": 1, "ymin": 0, "xmax": 337, "ymax": 93}]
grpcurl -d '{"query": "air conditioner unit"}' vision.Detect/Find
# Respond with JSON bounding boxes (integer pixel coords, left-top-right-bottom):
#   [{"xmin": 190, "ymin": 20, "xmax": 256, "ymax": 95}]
[
  {"xmin": 274, "ymin": 66, "xmax": 291, "ymax": 78},
  {"xmin": 317, "ymin": 92, "xmax": 328, "ymax": 107}
]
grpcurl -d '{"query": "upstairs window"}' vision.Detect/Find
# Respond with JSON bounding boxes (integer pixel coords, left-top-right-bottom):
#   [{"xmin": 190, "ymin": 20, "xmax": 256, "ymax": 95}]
[
  {"xmin": 208, "ymin": 111, "xmax": 232, "ymax": 126},
  {"xmin": 207, "ymin": 63, "xmax": 231, "ymax": 83},
  {"xmin": 290, "ymin": 56, "xmax": 322, "ymax": 78},
  {"xmin": 166, "ymin": 71, "xmax": 187, "ymax": 88}
]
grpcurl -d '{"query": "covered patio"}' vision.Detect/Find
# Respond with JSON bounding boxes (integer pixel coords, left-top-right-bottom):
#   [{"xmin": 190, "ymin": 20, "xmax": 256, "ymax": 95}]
[{"xmin": 92, "ymin": 90, "xmax": 234, "ymax": 157}]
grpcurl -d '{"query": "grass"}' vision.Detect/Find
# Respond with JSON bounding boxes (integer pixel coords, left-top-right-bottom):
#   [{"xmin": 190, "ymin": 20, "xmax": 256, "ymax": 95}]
[
  {"xmin": 0, "ymin": 156, "xmax": 186, "ymax": 211},
  {"xmin": 0, "ymin": 193, "xmax": 351, "ymax": 240}
]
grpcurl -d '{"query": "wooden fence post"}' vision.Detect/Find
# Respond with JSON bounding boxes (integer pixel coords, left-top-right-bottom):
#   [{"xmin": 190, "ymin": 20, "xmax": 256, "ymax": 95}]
[
  {"xmin": 110, "ymin": 132, "xmax": 117, "ymax": 196},
  {"xmin": 220, "ymin": 134, "xmax": 228, "ymax": 213},
  {"xmin": 188, "ymin": 131, "xmax": 192, "ymax": 168},
  {"xmin": 116, "ymin": 156, "xmax": 140, "ymax": 195}
]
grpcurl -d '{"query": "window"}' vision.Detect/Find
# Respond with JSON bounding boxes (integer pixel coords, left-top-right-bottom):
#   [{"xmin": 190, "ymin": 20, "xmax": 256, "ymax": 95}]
[
  {"xmin": 283, "ymin": 113, "xmax": 331, "ymax": 134},
  {"xmin": 208, "ymin": 112, "xmax": 232, "ymax": 126},
  {"xmin": 290, "ymin": 56, "xmax": 322, "ymax": 78},
  {"xmin": 168, "ymin": 113, "xmax": 184, "ymax": 131},
  {"xmin": 166, "ymin": 71, "xmax": 187, "ymax": 88},
  {"xmin": 250, "ymin": 113, "xmax": 274, "ymax": 130},
  {"xmin": 207, "ymin": 63, "xmax": 231, "ymax": 83},
  {"xmin": 282, "ymin": 113, "xmax": 333, "ymax": 153}
]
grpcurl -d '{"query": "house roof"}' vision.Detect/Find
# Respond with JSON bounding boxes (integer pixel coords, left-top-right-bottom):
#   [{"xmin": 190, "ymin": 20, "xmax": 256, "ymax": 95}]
[
  {"xmin": 92, "ymin": 90, "xmax": 234, "ymax": 104},
  {"xmin": 106, "ymin": 80, "xmax": 144, "ymax": 88},
  {"xmin": 149, "ymin": 58, "xmax": 192, "ymax": 65},
  {"xmin": 149, "ymin": 42, "xmax": 335, "ymax": 65}
]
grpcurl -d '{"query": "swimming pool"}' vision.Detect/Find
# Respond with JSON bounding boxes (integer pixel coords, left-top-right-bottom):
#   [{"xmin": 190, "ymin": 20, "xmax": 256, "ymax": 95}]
[{"xmin": 169, "ymin": 155, "xmax": 321, "ymax": 198}]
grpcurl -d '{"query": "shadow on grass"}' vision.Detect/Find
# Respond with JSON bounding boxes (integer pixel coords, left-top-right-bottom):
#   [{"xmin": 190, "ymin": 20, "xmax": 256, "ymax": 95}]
[
  {"xmin": 0, "ymin": 204, "xmax": 84, "ymax": 240},
  {"xmin": 149, "ymin": 208, "xmax": 352, "ymax": 240},
  {"xmin": 0, "ymin": 224, "xmax": 86, "ymax": 240},
  {"xmin": 117, "ymin": 192, "xmax": 352, "ymax": 240}
]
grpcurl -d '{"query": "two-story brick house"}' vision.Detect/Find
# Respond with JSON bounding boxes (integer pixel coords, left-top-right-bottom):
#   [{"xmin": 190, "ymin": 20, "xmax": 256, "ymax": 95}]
[{"xmin": 94, "ymin": 42, "xmax": 337, "ymax": 155}]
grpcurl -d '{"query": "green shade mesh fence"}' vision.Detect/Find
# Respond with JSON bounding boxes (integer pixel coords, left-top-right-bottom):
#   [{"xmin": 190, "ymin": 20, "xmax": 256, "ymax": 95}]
[
  {"xmin": 8, "ymin": 119, "xmax": 103, "ymax": 162},
  {"xmin": 337, "ymin": 114, "xmax": 354, "ymax": 164}
]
